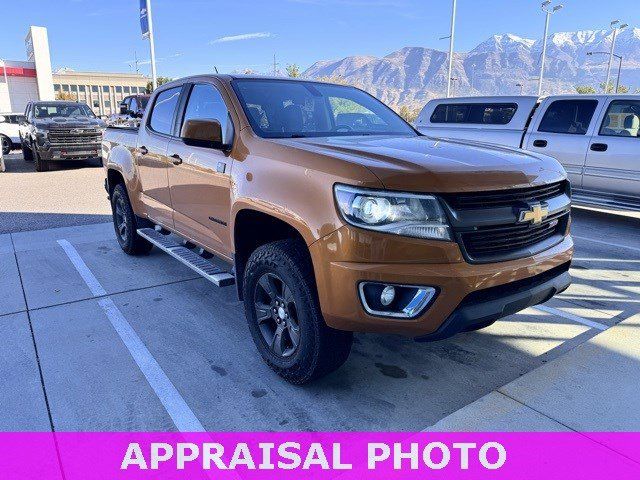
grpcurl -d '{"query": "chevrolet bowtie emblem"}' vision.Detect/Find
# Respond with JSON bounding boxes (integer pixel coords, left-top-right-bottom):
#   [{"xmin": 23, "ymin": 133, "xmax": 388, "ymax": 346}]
[{"xmin": 519, "ymin": 204, "xmax": 549, "ymax": 225}]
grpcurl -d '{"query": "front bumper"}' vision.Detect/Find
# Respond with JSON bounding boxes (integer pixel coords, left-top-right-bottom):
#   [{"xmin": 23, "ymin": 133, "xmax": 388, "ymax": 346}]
[
  {"xmin": 310, "ymin": 225, "xmax": 574, "ymax": 338},
  {"xmin": 414, "ymin": 262, "xmax": 571, "ymax": 341},
  {"xmin": 37, "ymin": 144, "xmax": 102, "ymax": 161}
]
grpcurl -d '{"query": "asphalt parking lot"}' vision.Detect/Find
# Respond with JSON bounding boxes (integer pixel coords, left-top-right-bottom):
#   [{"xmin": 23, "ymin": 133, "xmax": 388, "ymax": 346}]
[{"xmin": 1, "ymin": 151, "xmax": 639, "ymax": 432}]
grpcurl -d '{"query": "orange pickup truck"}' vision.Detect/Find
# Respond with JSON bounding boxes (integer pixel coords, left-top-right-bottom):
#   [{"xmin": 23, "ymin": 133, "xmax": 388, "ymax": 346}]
[{"xmin": 103, "ymin": 75, "xmax": 573, "ymax": 383}]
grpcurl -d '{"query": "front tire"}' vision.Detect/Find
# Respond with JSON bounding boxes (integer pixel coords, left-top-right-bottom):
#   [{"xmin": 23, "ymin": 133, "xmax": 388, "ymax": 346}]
[
  {"xmin": 110, "ymin": 183, "xmax": 153, "ymax": 255},
  {"xmin": 33, "ymin": 144, "xmax": 49, "ymax": 172},
  {"xmin": 243, "ymin": 239, "xmax": 353, "ymax": 384}
]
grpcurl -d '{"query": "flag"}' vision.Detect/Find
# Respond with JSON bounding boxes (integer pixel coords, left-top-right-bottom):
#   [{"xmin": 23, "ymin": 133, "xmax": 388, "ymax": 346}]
[{"xmin": 140, "ymin": 0, "xmax": 150, "ymax": 39}]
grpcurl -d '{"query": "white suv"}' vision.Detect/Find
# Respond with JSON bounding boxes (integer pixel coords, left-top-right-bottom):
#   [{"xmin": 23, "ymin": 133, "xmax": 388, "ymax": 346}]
[{"xmin": 0, "ymin": 113, "xmax": 23, "ymax": 155}]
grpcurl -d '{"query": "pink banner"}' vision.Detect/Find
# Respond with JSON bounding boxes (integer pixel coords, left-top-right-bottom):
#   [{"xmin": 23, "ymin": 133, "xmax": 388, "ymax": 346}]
[{"xmin": 0, "ymin": 432, "xmax": 638, "ymax": 479}]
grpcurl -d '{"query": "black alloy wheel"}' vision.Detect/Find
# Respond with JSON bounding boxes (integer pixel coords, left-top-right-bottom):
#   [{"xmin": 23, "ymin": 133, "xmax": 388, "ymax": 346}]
[{"xmin": 253, "ymin": 272, "xmax": 301, "ymax": 357}]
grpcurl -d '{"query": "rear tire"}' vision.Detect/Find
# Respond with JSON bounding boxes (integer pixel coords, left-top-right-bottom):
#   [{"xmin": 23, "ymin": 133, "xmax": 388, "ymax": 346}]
[
  {"xmin": 22, "ymin": 143, "xmax": 33, "ymax": 162},
  {"xmin": 110, "ymin": 183, "xmax": 153, "ymax": 255},
  {"xmin": 1, "ymin": 135, "xmax": 10, "ymax": 155},
  {"xmin": 243, "ymin": 239, "xmax": 353, "ymax": 384}
]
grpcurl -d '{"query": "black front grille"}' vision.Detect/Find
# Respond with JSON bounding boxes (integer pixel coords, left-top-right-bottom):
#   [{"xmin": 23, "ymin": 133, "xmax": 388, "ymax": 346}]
[
  {"xmin": 459, "ymin": 210, "xmax": 569, "ymax": 262},
  {"xmin": 443, "ymin": 181, "xmax": 568, "ymax": 210},
  {"xmin": 48, "ymin": 128, "xmax": 102, "ymax": 146}
]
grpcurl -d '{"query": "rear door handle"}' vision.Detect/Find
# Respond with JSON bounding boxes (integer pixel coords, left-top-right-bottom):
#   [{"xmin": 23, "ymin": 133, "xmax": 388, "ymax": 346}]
[
  {"xmin": 139, "ymin": 145, "xmax": 149, "ymax": 155},
  {"xmin": 533, "ymin": 139, "xmax": 548, "ymax": 148},
  {"xmin": 170, "ymin": 153, "xmax": 183, "ymax": 165},
  {"xmin": 590, "ymin": 143, "xmax": 608, "ymax": 152}
]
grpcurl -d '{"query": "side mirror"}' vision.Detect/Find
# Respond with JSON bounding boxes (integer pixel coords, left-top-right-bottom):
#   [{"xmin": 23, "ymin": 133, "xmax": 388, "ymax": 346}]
[
  {"xmin": 181, "ymin": 118, "xmax": 229, "ymax": 150},
  {"xmin": 0, "ymin": 116, "xmax": 6, "ymax": 123},
  {"xmin": 16, "ymin": 115, "xmax": 26, "ymax": 124},
  {"xmin": 119, "ymin": 104, "xmax": 128, "ymax": 115}
]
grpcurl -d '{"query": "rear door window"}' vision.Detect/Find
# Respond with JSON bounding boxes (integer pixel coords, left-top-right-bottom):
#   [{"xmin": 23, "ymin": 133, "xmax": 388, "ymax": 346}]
[
  {"xmin": 148, "ymin": 87, "xmax": 182, "ymax": 135},
  {"xmin": 430, "ymin": 103, "xmax": 518, "ymax": 125},
  {"xmin": 538, "ymin": 99, "xmax": 598, "ymax": 135},
  {"xmin": 599, "ymin": 100, "xmax": 640, "ymax": 138}
]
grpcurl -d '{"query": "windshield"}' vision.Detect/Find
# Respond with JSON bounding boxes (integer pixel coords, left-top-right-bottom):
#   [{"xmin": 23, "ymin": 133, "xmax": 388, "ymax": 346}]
[
  {"xmin": 34, "ymin": 103, "xmax": 95, "ymax": 119},
  {"xmin": 232, "ymin": 79, "xmax": 416, "ymax": 138}
]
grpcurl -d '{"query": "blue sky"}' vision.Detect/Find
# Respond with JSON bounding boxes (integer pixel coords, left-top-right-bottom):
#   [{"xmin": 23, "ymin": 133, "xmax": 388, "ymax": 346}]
[{"xmin": 0, "ymin": 0, "xmax": 638, "ymax": 78}]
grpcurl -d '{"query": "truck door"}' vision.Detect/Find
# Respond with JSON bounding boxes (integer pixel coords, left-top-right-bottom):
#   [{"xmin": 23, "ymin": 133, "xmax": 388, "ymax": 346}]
[
  {"xmin": 524, "ymin": 98, "xmax": 601, "ymax": 188},
  {"xmin": 167, "ymin": 82, "xmax": 235, "ymax": 260},
  {"xmin": 583, "ymin": 98, "xmax": 640, "ymax": 198},
  {"xmin": 136, "ymin": 85, "xmax": 184, "ymax": 228}
]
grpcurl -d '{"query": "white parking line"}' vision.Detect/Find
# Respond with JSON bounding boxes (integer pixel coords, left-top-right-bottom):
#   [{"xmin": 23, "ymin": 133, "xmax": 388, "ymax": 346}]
[
  {"xmin": 57, "ymin": 239, "xmax": 205, "ymax": 432},
  {"xmin": 532, "ymin": 305, "xmax": 608, "ymax": 331},
  {"xmin": 573, "ymin": 235, "xmax": 640, "ymax": 255}
]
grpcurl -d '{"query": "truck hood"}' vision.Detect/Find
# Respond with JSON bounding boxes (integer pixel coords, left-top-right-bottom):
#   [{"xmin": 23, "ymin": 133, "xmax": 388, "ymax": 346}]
[
  {"xmin": 273, "ymin": 135, "xmax": 566, "ymax": 193},
  {"xmin": 34, "ymin": 117, "xmax": 105, "ymax": 129}
]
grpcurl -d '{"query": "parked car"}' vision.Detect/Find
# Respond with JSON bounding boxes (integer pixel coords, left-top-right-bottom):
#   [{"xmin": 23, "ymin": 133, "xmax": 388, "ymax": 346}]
[
  {"xmin": 415, "ymin": 95, "xmax": 640, "ymax": 211},
  {"xmin": 103, "ymin": 75, "xmax": 573, "ymax": 383},
  {"xmin": 106, "ymin": 94, "xmax": 150, "ymax": 128},
  {"xmin": 19, "ymin": 101, "xmax": 106, "ymax": 172},
  {"xmin": 0, "ymin": 113, "xmax": 24, "ymax": 155}
]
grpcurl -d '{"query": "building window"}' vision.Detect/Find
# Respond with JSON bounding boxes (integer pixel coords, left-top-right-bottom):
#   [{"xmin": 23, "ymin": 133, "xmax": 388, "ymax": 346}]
[
  {"xmin": 71, "ymin": 85, "xmax": 78, "ymax": 92},
  {"xmin": 93, "ymin": 100, "xmax": 100, "ymax": 108},
  {"xmin": 54, "ymin": 84, "xmax": 61, "ymax": 92},
  {"xmin": 92, "ymin": 85, "xmax": 99, "ymax": 93},
  {"xmin": 103, "ymin": 86, "xmax": 109, "ymax": 93},
  {"xmin": 105, "ymin": 101, "xmax": 111, "ymax": 108},
  {"xmin": 115, "ymin": 86, "xmax": 122, "ymax": 93},
  {"xmin": 62, "ymin": 85, "xmax": 70, "ymax": 92},
  {"xmin": 124, "ymin": 86, "xmax": 130, "ymax": 94},
  {"xmin": 79, "ymin": 85, "xmax": 86, "ymax": 92}
]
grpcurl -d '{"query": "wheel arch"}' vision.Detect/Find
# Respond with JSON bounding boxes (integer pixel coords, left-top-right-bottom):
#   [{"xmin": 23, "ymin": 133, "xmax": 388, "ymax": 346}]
[{"xmin": 233, "ymin": 208, "xmax": 313, "ymax": 300}]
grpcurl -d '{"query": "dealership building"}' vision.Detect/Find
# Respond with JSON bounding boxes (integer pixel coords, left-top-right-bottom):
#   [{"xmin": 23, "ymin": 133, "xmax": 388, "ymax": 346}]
[{"xmin": 0, "ymin": 26, "xmax": 149, "ymax": 116}]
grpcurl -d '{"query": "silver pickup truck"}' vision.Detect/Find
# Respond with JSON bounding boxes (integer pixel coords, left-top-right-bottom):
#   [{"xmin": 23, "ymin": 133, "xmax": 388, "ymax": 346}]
[{"xmin": 416, "ymin": 95, "xmax": 640, "ymax": 212}]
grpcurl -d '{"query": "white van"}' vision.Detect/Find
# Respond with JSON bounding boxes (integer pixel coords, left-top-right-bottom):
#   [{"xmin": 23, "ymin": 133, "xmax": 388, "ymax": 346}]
[{"xmin": 416, "ymin": 95, "xmax": 640, "ymax": 212}]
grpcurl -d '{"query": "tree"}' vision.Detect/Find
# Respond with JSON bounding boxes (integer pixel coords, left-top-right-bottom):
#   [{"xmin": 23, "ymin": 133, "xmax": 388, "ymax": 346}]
[
  {"xmin": 395, "ymin": 105, "xmax": 421, "ymax": 123},
  {"xmin": 599, "ymin": 81, "xmax": 629, "ymax": 94},
  {"xmin": 146, "ymin": 76, "xmax": 173, "ymax": 93},
  {"xmin": 286, "ymin": 64, "xmax": 301, "ymax": 78},
  {"xmin": 56, "ymin": 91, "xmax": 77, "ymax": 101},
  {"xmin": 575, "ymin": 85, "xmax": 596, "ymax": 94}
]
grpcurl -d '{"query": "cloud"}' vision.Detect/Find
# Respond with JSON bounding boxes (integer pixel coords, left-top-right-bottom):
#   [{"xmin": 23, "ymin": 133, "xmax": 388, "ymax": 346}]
[{"xmin": 211, "ymin": 32, "xmax": 275, "ymax": 44}]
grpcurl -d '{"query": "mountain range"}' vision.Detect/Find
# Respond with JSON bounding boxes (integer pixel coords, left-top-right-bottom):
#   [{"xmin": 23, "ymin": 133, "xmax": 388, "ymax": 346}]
[{"xmin": 302, "ymin": 28, "xmax": 640, "ymax": 108}]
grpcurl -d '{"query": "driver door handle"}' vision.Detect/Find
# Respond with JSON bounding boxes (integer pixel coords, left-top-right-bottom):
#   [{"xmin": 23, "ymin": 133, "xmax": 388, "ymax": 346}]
[{"xmin": 170, "ymin": 153, "xmax": 183, "ymax": 165}]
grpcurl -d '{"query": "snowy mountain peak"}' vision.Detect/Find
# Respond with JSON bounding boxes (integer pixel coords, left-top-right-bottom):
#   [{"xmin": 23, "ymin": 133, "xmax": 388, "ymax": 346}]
[{"xmin": 303, "ymin": 28, "xmax": 640, "ymax": 106}]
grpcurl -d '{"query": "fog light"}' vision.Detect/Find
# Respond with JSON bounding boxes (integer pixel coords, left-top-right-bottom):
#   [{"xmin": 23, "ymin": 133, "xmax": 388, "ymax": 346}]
[
  {"xmin": 380, "ymin": 286, "xmax": 396, "ymax": 306},
  {"xmin": 359, "ymin": 282, "xmax": 437, "ymax": 319}
]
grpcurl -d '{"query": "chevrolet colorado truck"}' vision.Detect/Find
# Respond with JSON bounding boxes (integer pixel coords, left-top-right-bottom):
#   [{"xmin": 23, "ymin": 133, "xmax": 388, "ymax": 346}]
[
  {"xmin": 103, "ymin": 75, "xmax": 573, "ymax": 384},
  {"xmin": 20, "ymin": 101, "xmax": 105, "ymax": 172}
]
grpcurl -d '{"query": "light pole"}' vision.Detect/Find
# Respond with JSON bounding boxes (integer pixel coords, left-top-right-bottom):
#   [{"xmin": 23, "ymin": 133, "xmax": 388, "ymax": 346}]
[
  {"xmin": 605, "ymin": 20, "xmax": 627, "ymax": 93},
  {"xmin": 538, "ymin": 1, "xmax": 563, "ymax": 97},
  {"xmin": 516, "ymin": 83, "xmax": 524, "ymax": 95},
  {"xmin": 587, "ymin": 51, "xmax": 623, "ymax": 93},
  {"xmin": 446, "ymin": 0, "xmax": 457, "ymax": 98}
]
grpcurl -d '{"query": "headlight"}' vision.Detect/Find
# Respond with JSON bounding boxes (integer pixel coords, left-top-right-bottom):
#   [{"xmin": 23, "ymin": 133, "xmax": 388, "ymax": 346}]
[{"xmin": 334, "ymin": 184, "xmax": 452, "ymax": 240}]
